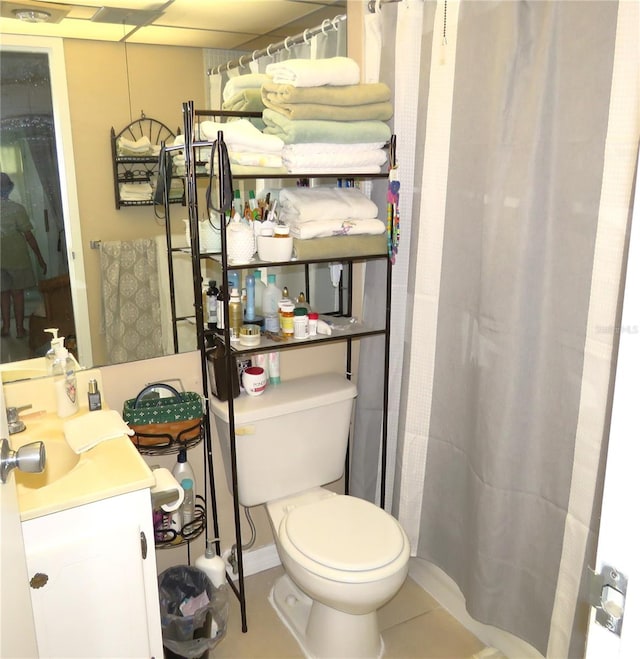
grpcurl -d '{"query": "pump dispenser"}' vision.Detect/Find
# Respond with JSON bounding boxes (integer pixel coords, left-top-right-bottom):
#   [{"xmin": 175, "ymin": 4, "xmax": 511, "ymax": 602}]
[
  {"xmin": 52, "ymin": 338, "xmax": 78, "ymax": 418},
  {"xmin": 45, "ymin": 328, "xmax": 60, "ymax": 374}
]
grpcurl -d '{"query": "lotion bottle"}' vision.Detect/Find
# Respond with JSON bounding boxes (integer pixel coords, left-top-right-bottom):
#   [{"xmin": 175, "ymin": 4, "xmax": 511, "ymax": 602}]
[
  {"xmin": 172, "ymin": 449, "xmax": 196, "ymax": 494},
  {"xmin": 195, "ymin": 539, "xmax": 227, "ymax": 588}
]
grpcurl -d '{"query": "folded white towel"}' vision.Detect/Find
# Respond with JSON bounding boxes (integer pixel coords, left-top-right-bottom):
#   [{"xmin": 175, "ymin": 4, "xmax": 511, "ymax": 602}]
[
  {"xmin": 199, "ymin": 120, "xmax": 283, "ymax": 154},
  {"xmin": 290, "ymin": 218, "xmax": 386, "ymax": 239},
  {"xmin": 278, "ymin": 187, "xmax": 379, "ymax": 222},
  {"xmin": 222, "ymin": 73, "xmax": 271, "ymax": 102},
  {"xmin": 64, "ymin": 410, "xmax": 134, "ymax": 454},
  {"xmin": 266, "ymin": 57, "xmax": 360, "ymax": 87},
  {"xmin": 282, "ymin": 148, "xmax": 387, "ymax": 171}
]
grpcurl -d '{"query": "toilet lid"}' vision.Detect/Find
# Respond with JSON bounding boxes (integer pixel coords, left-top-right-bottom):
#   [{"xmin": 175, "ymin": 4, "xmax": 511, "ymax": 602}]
[{"xmin": 283, "ymin": 495, "xmax": 406, "ymax": 572}]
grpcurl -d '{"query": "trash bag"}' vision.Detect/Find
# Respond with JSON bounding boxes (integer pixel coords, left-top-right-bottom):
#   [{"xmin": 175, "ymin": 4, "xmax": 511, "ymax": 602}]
[{"xmin": 158, "ymin": 566, "xmax": 229, "ymax": 659}]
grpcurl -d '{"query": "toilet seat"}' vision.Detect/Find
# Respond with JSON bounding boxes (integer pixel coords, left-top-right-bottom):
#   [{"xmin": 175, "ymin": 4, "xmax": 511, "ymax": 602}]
[{"xmin": 279, "ymin": 495, "xmax": 407, "ymax": 582}]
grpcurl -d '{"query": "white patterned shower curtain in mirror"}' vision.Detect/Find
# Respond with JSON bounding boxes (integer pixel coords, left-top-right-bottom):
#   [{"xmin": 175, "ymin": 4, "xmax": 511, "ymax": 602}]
[{"xmin": 0, "ymin": 50, "xmax": 74, "ymax": 366}]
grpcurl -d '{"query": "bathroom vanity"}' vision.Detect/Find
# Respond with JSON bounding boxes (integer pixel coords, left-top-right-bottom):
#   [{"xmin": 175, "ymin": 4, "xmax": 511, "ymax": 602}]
[{"xmin": 5, "ymin": 375, "xmax": 163, "ymax": 659}]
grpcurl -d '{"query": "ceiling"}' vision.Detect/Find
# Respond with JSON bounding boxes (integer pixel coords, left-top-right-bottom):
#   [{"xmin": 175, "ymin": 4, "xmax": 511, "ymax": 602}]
[{"xmin": 0, "ymin": 0, "xmax": 347, "ymax": 50}]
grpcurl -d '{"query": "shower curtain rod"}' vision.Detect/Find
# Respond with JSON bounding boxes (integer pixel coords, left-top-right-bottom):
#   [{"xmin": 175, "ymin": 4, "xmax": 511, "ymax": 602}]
[
  {"xmin": 368, "ymin": 0, "xmax": 403, "ymax": 12},
  {"xmin": 207, "ymin": 13, "xmax": 346, "ymax": 76}
]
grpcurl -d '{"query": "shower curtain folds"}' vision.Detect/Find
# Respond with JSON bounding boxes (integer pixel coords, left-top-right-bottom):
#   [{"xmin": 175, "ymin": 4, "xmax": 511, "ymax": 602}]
[{"xmin": 352, "ymin": 0, "xmax": 639, "ymax": 656}]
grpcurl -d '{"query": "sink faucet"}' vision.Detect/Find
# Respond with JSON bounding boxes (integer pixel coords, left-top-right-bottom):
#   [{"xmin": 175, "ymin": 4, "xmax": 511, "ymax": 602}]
[{"xmin": 6, "ymin": 404, "xmax": 32, "ymax": 435}]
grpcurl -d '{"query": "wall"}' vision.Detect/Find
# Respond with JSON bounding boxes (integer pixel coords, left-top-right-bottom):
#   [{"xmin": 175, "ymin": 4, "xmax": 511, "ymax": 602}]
[
  {"xmin": 62, "ymin": 40, "xmax": 206, "ymax": 365},
  {"xmin": 100, "ymin": 342, "xmax": 348, "ymax": 574}
]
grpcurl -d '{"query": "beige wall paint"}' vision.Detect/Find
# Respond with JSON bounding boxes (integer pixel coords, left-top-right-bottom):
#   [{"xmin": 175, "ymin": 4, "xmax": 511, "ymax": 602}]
[
  {"xmin": 63, "ymin": 40, "xmax": 206, "ymax": 365},
  {"xmin": 101, "ymin": 341, "xmax": 348, "ymax": 574}
]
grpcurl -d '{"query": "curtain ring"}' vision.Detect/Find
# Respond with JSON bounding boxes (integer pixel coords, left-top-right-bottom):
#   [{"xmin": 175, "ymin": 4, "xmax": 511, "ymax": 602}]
[
  {"xmin": 303, "ymin": 28, "xmax": 311, "ymax": 44},
  {"xmin": 284, "ymin": 36, "xmax": 292, "ymax": 52},
  {"xmin": 375, "ymin": 0, "xmax": 383, "ymax": 13},
  {"xmin": 238, "ymin": 55, "xmax": 247, "ymax": 69},
  {"xmin": 252, "ymin": 49, "xmax": 260, "ymax": 62},
  {"xmin": 267, "ymin": 43, "xmax": 275, "ymax": 57},
  {"xmin": 331, "ymin": 16, "xmax": 341, "ymax": 31},
  {"xmin": 216, "ymin": 64, "xmax": 223, "ymax": 75},
  {"xmin": 321, "ymin": 18, "xmax": 331, "ymax": 34}
]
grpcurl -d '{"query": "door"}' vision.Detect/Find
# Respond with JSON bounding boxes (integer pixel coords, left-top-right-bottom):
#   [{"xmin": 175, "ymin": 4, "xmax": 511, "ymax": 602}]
[
  {"xmin": 585, "ymin": 151, "xmax": 640, "ymax": 657},
  {"xmin": 0, "ymin": 387, "xmax": 39, "ymax": 657}
]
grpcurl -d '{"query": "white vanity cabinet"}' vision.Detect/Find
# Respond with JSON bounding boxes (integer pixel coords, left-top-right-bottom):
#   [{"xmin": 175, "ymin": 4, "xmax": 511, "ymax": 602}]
[{"xmin": 21, "ymin": 488, "xmax": 163, "ymax": 659}]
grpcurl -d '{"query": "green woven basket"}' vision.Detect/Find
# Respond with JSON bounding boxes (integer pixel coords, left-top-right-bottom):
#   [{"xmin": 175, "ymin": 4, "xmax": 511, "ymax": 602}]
[{"xmin": 123, "ymin": 384, "xmax": 203, "ymax": 448}]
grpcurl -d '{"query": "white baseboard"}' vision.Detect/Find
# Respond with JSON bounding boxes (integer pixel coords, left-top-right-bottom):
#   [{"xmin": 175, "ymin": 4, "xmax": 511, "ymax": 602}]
[
  {"xmin": 409, "ymin": 558, "xmax": 543, "ymax": 659},
  {"xmin": 229, "ymin": 543, "xmax": 281, "ymax": 580}
]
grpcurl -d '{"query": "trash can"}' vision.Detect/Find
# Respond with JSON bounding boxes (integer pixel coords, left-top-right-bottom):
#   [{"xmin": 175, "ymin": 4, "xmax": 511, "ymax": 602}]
[{"xmin": 158, "ymin": 566, "xmax": 228, "ymax": 659}]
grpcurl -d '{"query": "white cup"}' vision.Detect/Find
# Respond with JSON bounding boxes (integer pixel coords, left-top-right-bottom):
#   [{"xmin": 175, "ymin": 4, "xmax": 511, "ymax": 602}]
[{"xmin": 242, "ymin": 366, "xmax": 268, "ymax": 396}]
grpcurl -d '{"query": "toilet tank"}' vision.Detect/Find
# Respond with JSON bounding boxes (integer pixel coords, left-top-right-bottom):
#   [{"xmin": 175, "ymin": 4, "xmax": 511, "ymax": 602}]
[{"xmin": 209, "ymin": 373, "xmax": 357, "ymax": 507}]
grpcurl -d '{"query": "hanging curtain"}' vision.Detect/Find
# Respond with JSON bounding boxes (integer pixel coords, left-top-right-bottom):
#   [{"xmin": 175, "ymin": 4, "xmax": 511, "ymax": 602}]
[
  {"xmin": 352, "ymin": 0, "xmax": 640, "ymax": 656},
  {"xmin": 100, "ymin": 239, "xmax": 163, "ymax": 364}
]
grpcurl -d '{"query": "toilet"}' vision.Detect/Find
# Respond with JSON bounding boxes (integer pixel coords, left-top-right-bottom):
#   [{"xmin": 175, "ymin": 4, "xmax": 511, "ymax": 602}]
[{"xmin": 211, "ymin": 372, "xmax": 410, "ymax": 658}]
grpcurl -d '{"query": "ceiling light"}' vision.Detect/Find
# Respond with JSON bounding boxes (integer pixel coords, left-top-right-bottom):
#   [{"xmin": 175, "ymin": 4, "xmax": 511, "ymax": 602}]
[{"xmin": 12, "ymin": 8, "xmax": 52, "ymax": 23}]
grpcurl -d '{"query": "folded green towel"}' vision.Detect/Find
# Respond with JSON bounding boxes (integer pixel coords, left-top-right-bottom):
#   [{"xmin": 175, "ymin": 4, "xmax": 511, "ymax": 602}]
[
  {"xmin": 222, "ymin": 88, "xmax": 265, "ymax": 113},
  {"xmin": 262, "ymin": 81, "xmax": 391, "ymax": 106},
  {"xmin": 262, "ymin": 99, "xmax": 393, "ymax": 122},
  {"xmin": 262, "ymin": 109, "xmax": 392, "ymax": 145}
]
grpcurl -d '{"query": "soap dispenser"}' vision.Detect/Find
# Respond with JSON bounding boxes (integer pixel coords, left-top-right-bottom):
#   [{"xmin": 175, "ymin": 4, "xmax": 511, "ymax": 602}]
[
  {"xmin": 52, "ymin": 338, "xmax": 78, "ymax": 418},
  {"xmin": 195, "ymin": 539, "xmax": 227, "ymax": 588},
  {"xmin": 45, "ymin": 328, "xmax": 60, "ymax": 375}
]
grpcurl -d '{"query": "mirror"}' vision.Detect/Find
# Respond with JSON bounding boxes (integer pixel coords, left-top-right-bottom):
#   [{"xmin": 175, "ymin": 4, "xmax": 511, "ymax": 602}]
[{"xmin": 0, "ymin": 20, "xmax": 348, "ymax": 376}]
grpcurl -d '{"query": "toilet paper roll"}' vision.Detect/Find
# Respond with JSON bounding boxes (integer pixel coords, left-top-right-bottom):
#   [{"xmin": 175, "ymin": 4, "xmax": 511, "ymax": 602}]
[{"xmin": 151, "ymin": 468, "xmax": 184, "ymax": 512}]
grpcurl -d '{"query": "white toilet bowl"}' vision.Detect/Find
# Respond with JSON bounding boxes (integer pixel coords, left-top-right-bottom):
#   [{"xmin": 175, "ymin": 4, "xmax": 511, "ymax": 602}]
[{"xmin": 266, "ymin": 488, "xmax": 410, "ymax": 658}]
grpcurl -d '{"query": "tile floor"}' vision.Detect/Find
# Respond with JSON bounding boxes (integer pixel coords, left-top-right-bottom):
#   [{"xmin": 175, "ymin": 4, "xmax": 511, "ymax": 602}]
[{"xmin": 213, "ymin": 564, "xmax": 492, "ymax": 659}]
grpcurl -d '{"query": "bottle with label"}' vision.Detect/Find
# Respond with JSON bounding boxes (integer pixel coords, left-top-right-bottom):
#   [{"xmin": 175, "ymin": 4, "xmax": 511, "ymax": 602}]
[
  {"xmin": 52, "ymin": 338, "xmax": 78, "ymax": 418},
  {"xmin": 87, "ymin": 379, "xmax": 102, "ymax": 411},
  {"xmin": 172, "ymin": 448, "xmax": 196, "ymax": 492},
  {"xmin": 180, "ymin": 478, "xmax": 195, "ymax": 525},
  {"xmin": 263, "ymin": 274, "xmax": 282, "ymax": 333},
  {"xmin": 253, "ymin": 270, "xmax": 266, "ymax": 317},
  {"xmin": 279, "ymin": 300, "xmax": 295, "ymax": 337},
  {"xmin": 245, "ymin": 273, "xmax": 256, "ymax": 322},
  {"xmin": 206, "ymin": 280, "xmax": 219, "ymax": 330},
  {"xmin": 216, "ymin": 284, "xmax": 228, "ymax": 334},
  {"xmin": 228, "ymin": 288, "xmax": 243, "ymax": 341}
]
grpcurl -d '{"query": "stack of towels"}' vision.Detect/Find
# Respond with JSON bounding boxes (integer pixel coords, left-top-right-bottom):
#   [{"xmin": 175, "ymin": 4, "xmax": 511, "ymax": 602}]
[
  {"xmin": 199, "ymin": 120, "xmax": 285, "ymax": 175},
  {"xmin": 261, "ymin": 57, "xmax": 392, "ymax": 174},
  {"xmin": 116, "ymin": 135, "xmax": 162, "ymax": 158},
  {"xmin": 119, "ymin": 181, "xmax": 154, "ymax": 202},
  {"xmin": 278, "ymin": 187, "xmax": 386, "ymax": 240},
  {"xmin": 221, "ymin": 73, "xmax": 269, "ymax": 126}
]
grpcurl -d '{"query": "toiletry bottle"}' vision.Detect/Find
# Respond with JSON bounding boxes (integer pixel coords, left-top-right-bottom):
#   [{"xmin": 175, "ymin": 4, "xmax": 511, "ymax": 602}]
[
  {"xmin": 268, "ymin": 351, "xmax": 281, "ymax": 384},
  {"xmin": 253, "ymin": 270, "xmax": 266, "ymax": 317},
  {"xmin": 216, "ymin": 284, "xmax": 227, "ymax": 334},
  {"xmin": 180, "ymin": 478, "xmax": 195, "ymax": 525},
  {"xmin": 233, "ymin": 189, "xmax": 243, "ymax": 217},
  {"xmin": 44, "ymin": 327, "xmax": 60, "ymax": 374},
  {"xmin": 87, "ymin": 378, "xmax": 102, "ymax": 411},
  {"xmin": 245, "ymin": 273, "xmax": 256, "ymax": 322},
  {"xmin": 227, "ymin": 271, "xmax": 240, "ymax": 294},
  {"xmin": 248, "ymin": 190, "xmax": 260, "ymax": 220},
  {"xmin": 52, "ymin": 339, "xmax": 78, "ymax": 418},
  {"xmin": 172, "ymin": 448, "xmax": 196, "ymax": 493},
  {"xmin": 228, "ymin": 288, "xmax": 243, "ymax": 341},
  {"xmin": 206, "ymin": 280, "xmax": 219, "ymax": 330},
  {"xmin": 195, "ymin": 539, "xmax": 227, "ymax": 588},
  {"xmin": 263, "ymin": 274, "xmax": 282, "ymax": 333}
]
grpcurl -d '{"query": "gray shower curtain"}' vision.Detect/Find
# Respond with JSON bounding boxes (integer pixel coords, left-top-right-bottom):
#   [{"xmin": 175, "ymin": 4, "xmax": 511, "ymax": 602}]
[{"xmin": 352, "ymin": 0, "xmax": 639, "ymax": 656}]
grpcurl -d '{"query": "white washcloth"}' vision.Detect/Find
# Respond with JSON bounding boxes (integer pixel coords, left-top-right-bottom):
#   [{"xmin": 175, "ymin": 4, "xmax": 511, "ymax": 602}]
[
  {"xmin": 266, "ymin": 57, "xmax": 360, "ymax": 87},
  {"xmin": 64, "ymin": 410, "xmax": 134, "ymax": 454}
]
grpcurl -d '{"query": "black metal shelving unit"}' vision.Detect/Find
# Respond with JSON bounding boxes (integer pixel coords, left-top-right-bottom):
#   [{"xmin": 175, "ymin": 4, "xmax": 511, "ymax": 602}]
[{"xmin": 163, "ymin": 100, "xmax": 393, "ymax": 633}]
